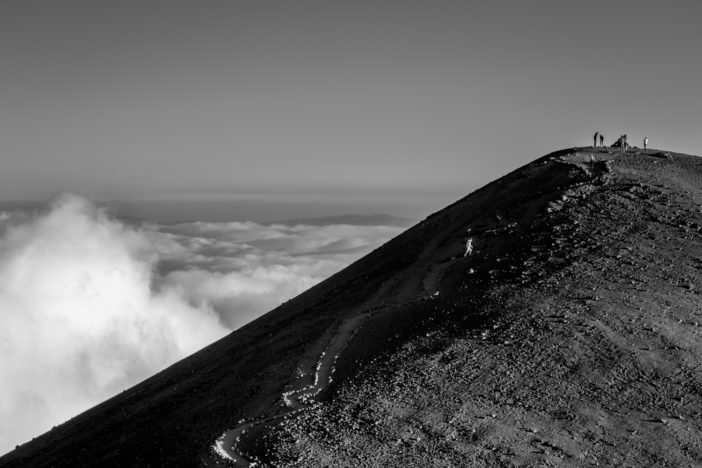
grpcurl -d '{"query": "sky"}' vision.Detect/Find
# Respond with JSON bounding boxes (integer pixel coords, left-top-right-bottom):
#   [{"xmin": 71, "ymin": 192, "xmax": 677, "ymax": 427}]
[
  {"xmin": 2, "ymin": 0, "xmax": 702, "ymax": 455},
  {"xmin": 1, "ymin": 1, "xmax": 701, "ymax": 210}
]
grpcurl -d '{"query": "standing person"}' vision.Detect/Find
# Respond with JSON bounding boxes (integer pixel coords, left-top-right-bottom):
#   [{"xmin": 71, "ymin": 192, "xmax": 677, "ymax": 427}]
[
  {"xmin": 620, "ymin": 135, "xmax": 625, "ymax": 153},
  {"xmin": 593, "ymin": 131, "xmax": 599, "ymax": 147},
  {"xmin": 644, "ymin": 136, "xmax": 649, "ymax": 150},
  {"xmin": 599, "ymin": 133, "xmax": 604, "ymax": 146}
]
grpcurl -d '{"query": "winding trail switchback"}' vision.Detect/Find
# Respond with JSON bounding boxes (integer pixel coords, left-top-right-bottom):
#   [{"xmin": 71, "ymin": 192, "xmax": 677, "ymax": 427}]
[
  {"xmin": 210, "ymin": 302, "xmax": 409, "ymax": 467},
  {"xmin": 210, "ymin": 226, "xmax": 458, "ymax": 466}
]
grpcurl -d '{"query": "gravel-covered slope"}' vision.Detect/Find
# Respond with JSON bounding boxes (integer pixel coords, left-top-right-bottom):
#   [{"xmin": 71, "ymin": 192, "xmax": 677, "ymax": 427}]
[{"xmin": 265, "ymin": 148, "xmax": 702, "ymax": 467}]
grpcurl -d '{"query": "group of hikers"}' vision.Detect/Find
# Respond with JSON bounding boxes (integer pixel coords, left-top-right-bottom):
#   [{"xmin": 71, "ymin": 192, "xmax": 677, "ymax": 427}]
[{"xmin": 593, "ymin": 132, "xmax": 649, "ymax": 151}]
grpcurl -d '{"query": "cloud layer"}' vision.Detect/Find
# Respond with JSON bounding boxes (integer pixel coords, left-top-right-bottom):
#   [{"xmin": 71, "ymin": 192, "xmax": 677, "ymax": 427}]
[
  {"xmin": 153, "ymin": 220, "xmax": 401, "ymax": 328},
  {"xmin": 0, "ymin": 194, "xmax": 402, "ymax": 454}
]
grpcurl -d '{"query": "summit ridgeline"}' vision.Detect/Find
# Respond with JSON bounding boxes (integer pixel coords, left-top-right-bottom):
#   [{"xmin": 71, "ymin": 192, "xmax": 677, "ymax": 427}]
[{"xmin": 3, "ymin": 147, "xmax": 702, "ymax": 467}]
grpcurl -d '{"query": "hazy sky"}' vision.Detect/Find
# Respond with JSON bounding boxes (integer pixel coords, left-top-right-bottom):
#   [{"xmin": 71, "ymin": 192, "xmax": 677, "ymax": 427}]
[{"xmin": 1, "ymin": 0, "xmax": 701, "ymax": 209}]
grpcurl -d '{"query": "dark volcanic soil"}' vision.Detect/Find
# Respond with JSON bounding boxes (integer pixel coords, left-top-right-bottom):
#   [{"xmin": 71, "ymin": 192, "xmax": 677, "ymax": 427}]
[
  {"xmin": 2, "ymin": 147, "xmax": 702, "ymax": 467},
  {"xmin": 265, "ymin": 148, "xmax": 702, "ymax": 467}
]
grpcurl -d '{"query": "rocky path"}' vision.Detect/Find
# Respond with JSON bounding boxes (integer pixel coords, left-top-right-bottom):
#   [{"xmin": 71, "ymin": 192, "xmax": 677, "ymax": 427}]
[
  {"xmin": 210, "ymin": 301, "xmax": 410, "ymax": 466},
  {"xmin": 211, "ymin": 243, "xmax": 452, "ymax": 466}
]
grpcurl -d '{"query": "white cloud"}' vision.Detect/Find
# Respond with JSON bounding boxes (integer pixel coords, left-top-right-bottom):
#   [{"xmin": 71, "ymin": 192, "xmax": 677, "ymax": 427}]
[
  {"xmin": 0, "ymin": 194, "xmax": 403, "ymax": 454},
  {"xmin": 0, "ymin": 194, "xmax": 228, "ymax": 454}
]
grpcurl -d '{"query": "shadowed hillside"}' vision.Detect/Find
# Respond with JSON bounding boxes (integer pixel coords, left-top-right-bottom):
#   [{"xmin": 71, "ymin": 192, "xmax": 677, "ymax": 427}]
[{"xmin": 2, "ymin": 147, "xmax": 702, "ymax": 467}]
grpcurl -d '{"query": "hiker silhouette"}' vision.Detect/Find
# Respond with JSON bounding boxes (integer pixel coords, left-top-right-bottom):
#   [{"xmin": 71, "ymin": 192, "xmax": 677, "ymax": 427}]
[{"xmin": 464, "ymin": 238, "xmax": 474, "ymax": 257}]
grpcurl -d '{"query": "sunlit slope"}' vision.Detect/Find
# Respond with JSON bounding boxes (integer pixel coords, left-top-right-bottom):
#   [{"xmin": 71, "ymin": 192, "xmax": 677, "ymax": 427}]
[
  {"xmin": 4, "ymin": 147, "xmax": 701, "ymax": 467},
  {"xmin": 266, "ymin": 148, "xmax": 702, "ymax": 467}
]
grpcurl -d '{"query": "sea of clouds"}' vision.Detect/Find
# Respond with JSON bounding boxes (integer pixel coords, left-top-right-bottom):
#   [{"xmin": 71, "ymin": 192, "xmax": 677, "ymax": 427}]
[{"xmin": 0, "ymin": 193, "xmax": 404, "ymax": 454}]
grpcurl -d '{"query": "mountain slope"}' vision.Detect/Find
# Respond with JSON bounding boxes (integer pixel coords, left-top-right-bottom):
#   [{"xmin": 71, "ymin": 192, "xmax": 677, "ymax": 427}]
[
  {"xmin": 2, "ymin": 147, "xmax": 702, "ymax": 467},
  {"xmin": 266, "ymin": 148, "xmax": 702, "ymax": 466}
]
